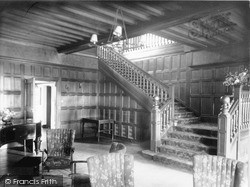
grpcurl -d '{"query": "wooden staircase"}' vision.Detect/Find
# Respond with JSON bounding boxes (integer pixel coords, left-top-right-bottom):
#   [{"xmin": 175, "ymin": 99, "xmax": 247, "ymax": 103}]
[
  {"xmin": 153, "ymin": 102, "xmax": 217, "ymax": 172},
  {"xmin": 97, "ymin": 46, "xmax": 218, "ymax": 172}
]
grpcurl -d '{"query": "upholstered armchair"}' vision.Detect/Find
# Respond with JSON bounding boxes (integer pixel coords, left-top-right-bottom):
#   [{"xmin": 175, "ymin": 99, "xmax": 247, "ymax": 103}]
[
  {"xmin": 193, "ymin": 155, "xmax": 248, "ymax": 187},
  {"xmin": 109, "ymin": 142, "xmax": 127, "ymax": 154},
  {"xmin": 87, "ymin": 153, "xmax": 134, "ymax": 187},
  {"xmin": 41, "ymin": 129, "xmax": 75, "ymax": 174},
  {"xmin": 71, "ymin": 142, "xmax": 128, "ymax": 187}
]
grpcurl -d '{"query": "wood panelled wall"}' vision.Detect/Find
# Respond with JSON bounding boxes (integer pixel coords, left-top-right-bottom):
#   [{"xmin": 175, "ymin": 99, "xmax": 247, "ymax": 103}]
[
  {"xmin": 98, "ymin": 73, "xmax": 150, "ymax": 141},
  {"xmin": 60, "ymin": 68, "xmax": 98, "ymax": 138},
  {"xmin": 132, "ymin": 44, "xmax": 248, "ymax": 121},
  {"xmin": 0, "ymin": 58, "xmax": 99, "ymax": 139},
  {"xmin": 0, "ymin": 57, "xmax": 149, "ymax": 141},
  {"xmin": 0, "ymin": 61, "xmax": 22, "ymax": 117}
]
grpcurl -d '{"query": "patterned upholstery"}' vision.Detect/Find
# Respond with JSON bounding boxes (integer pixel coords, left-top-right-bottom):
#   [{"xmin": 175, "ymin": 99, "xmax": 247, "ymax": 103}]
[
  {"xmin": 87, "ymin": 153, "xmax": 134, "ymax": 187},
  {"xmin": 42, "ymin": 129, "xmax": 75, "ymax": 172},
  {"xmin": 109, "ymin": 142, "xmax": 127, "ymax": 154},
  {"xmin": 193, "ymin": 155, "xmax": 248, "ymax": 187}
]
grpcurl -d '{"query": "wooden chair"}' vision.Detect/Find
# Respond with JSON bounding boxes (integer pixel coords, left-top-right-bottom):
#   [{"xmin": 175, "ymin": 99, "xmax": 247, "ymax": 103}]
[
  {"xmin": 41, "ymin": 129, "xmax": 75, "ymax": 175},
  {"xmin": 193, "ymin": 154, "xmax": 248, "ymax": 187}
]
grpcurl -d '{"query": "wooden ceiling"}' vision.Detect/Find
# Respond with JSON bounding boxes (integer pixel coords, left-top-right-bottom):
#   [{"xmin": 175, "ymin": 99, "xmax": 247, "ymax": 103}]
[{"xmin": 0, "ymin": 1, "xmax": 249, "ymax": 54}]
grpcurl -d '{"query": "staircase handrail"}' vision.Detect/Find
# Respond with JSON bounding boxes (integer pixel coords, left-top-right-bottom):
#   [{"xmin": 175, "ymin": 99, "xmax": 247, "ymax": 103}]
[
  {"xmin": 98, "ymin": 46, "xmax": 170, "ymax": 102},
  {"xmin": 98, "ymin": 45, "xmax": 176, "ymax": 153},
  {"xmin": 99, "ymin": 45, "xmax": 169, "ymax": 88}
]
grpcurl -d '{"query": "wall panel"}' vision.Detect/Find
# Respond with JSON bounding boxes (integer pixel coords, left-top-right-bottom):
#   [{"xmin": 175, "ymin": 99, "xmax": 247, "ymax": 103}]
[
  {"xmin": 130, "ymin": 45, "xmax": 247, "ymax": 121},
  {"xmin": 98, "ymin": 74, "xmax": 150, "ymax": 141},
  {"xmin": 0, "ymin": 58, "xmax": 98, "ymax": 139}
]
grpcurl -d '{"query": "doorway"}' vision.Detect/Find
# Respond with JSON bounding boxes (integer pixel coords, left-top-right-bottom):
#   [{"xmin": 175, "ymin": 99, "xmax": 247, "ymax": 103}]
[{"xmin": 33, "ymin": 80, "xmax": 57, "ymax": 129}]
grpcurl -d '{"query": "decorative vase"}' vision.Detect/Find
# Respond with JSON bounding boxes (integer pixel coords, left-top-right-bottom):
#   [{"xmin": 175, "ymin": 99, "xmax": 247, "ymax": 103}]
[{"xmin": 2, "ymin": 116, "xmax": 13, "ymax": 126}]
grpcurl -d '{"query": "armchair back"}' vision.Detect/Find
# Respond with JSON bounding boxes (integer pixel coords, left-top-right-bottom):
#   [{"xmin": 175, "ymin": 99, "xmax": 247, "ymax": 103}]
[
  {"xmin": 46, "ymin": 128, "xmax": 75, "ymax": 157},
  {"xmin": 193, "ymin": 155, "xmax": 248, "ymax": 187},
  {"xmin": 87, "ymin": 153, "xmax": 134, "ymax": 187}
]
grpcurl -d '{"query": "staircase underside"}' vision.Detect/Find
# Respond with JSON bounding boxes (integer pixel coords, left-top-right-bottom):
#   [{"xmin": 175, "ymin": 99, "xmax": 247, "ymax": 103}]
[{"xmin": 142, "ymin": 101, "xmax": 218, "ymax": 173}]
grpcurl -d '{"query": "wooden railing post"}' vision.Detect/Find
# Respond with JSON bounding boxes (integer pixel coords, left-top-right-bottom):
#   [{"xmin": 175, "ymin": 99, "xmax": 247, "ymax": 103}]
[
  {"xmin": 234, "ymin": 85, "xmax": 242, "ymax": 160},
  {"xmin": 150, "ymin": 96, "xmax": 161, "ymax": 152},
  {"xmin": 217, "ymin": 95, "xmax": 231, "ymax": 157}
]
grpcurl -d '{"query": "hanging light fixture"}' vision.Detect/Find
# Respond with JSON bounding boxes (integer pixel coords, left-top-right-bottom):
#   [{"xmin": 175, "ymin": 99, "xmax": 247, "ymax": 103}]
[
  {"xmin": 113, "ymin": 25, "xmax": 122, "ymax": 37},
  {"xmin": 90, "ymin": 34, "xmax": 98, "ymax": 44},
  {"xmin": 106, "ymin": 8, "xmax": 129, "ymax": 53}
]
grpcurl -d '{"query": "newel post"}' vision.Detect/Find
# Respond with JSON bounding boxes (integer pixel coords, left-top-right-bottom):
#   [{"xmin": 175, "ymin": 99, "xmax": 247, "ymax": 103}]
[
  {"xmin": 150, "ymin": 96, "xmax": 161, "ymax": 152},
  {"xmin": 233, "ymin": 85, "xmax": 242, "ymax": 160},
  {"xmin": 217, "ymin": 95, "xmax": 231, "ymax": 157}
]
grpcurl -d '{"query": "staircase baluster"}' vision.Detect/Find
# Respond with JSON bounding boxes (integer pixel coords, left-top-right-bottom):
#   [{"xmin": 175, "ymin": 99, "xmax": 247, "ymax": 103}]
[
  {"xmin": 138, "ymin": 73, "xmax": 141, "ymax": 88},
  {"xmin": 98, "ymin": 46, "xmax": 176, "ymax": 153}
]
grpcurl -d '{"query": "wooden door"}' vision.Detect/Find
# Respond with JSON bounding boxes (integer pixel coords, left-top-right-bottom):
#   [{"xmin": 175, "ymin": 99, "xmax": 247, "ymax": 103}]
[{"xmin": 24, "ymin": 78, "xmax": 36, "ymax": 123}]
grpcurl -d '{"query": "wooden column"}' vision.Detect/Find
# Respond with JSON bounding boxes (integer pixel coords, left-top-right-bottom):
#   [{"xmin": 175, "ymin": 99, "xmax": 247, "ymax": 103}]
[
  {"xmin": 217, "ymin": 85, "xmax": 243, "ymax": 159},
  {"xmin": 217, "ymin": 95, "xmax": 231, "ymax": 157},
  {"xmin": 150, "ymin": 96, "xmax": 161, "ymax": 152},
  {"xmin": 233, "ymin": 85, "xmax": 242, "ymax": 160}
]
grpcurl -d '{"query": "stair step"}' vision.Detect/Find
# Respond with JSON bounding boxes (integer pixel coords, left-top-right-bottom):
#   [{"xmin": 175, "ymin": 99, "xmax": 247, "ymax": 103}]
[
  {"xmin": 161, "ymin": 137, "xmax": 217, "ymax": 154},
  {"xmin": 175, "ymin": 106, "xmax": 186, "ymax": 110},
  {"xmin": 176, "ymin": 117, "xmax": 200, "ymax": 124},
  {"xmin": 173, "ymin": 124, "xmax": 218, "ymax": 137},
  {"xmin": 158, "ymin": 144, "xmax": 207, "ymax": 161},
  {"xmin": 175, "ymin": 111, "xmax": 195, "ymax": 118},
  {"xmin": 167, "ymin": 131, "xmax": 217, "ymax": 146},
  {"xmin": 153, "ymin": 153, "xmax": 193, "ymax": 172}
]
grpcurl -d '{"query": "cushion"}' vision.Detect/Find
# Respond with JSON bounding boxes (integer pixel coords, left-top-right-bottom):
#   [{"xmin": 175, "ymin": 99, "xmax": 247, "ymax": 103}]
[{"xmin": 44, "ymin": 156, "xmax": 71, "ymax": 169}]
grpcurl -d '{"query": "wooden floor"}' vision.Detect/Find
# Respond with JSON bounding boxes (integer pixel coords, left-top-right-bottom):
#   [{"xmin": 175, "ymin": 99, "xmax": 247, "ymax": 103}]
[{"xmin": 0, "ymin": 134, "xmax": 193, "ymax": 187}]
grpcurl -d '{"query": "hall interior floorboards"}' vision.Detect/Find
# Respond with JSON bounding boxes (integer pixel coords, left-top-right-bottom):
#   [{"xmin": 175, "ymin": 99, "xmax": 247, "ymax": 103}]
[{"xmin": 0, "ymin": 136, "xmax": 193, "ymax": 187}]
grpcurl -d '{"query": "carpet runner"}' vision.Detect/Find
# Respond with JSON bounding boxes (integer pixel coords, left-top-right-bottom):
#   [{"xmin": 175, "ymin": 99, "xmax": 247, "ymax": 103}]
[{"xmin": 143, "ymin": 102, "xmax": 218, "ymax": 172}]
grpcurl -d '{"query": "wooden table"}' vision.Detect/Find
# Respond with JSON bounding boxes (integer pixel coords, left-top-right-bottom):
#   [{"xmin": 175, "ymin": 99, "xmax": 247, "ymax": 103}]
[{"xmin": 80, "ymin": 118, "xmax": 115, "ymax": 142}]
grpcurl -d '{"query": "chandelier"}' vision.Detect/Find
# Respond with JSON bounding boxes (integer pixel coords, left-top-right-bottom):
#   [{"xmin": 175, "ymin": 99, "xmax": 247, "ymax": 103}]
[{"xmin": 90, "ymin": 8, "xmax": 130, "ymax": 53}]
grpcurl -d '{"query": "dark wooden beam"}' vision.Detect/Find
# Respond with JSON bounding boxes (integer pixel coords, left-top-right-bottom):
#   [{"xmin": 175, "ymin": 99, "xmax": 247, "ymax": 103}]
[
  {"xmin": 58, "ymin": 1, "xmax": 238, "ymax": 54},
  {"xmin": 1, "ymin": 26, "xmax": 70, "ymax": 46},
  {"xmin": 5, "ymin": 11, "xmax": 91, "ymax": 38}
]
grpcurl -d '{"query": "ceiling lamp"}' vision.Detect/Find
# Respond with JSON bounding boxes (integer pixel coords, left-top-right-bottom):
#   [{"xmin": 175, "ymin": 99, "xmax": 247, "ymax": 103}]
[
  {"xmin": 90, "ymin": 34, "xmax": 98, "ymax": 44},
  {"xmin": 113, "ymin": 25, "xmax": 122, "ymax": 37},
  {"xmin": 106, "ymin": 8, "xmax": 128, "ymax": 53}
]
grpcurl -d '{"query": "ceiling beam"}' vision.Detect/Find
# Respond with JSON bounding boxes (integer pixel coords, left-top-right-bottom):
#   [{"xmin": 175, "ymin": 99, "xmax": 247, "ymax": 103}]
[
  {"xmin": 3, "ymin": 17, "xmax": 84, "ymax": 40},
  {"xmin": 14, "ymin": 9, "xmax": 99, "ymax": 34},
  {"xmin": 5, "ymin": 11, "xmax": 91, "ymax": 38},
  {"xmin": 111, "ymin": 3, "xmax": 150, "ymax": 21},
  {"xmin": 1, "ymin": 20, "xmax": 79, "ymax": 43},
  {"xmin": 83, "ymin": 3, "xmax": 136, "ymax": 25},
  {"xmin": 154, "ymin": 30, "xmax": 207, "ymax": 49},
  {"xmin": 0, "ymin": 26, "xmax": 71, "ymax": 46},
  {"xmin": 34, "ymin": 5, "xmax": 109, "ymax": 33},
  {"xmin": 61, "ymin": 5, "xmax": 118, "ymax": 26},
  {"xmin": 58, "ymin": 1, "xmax": 238, "ymax": 54},
  {"xmin": 1, "ymin": 33, "xmax": 60, "ymax": 47},
  {"xmin": 136, "ymin": 2, "xmax": 164, "ymax": 17}
]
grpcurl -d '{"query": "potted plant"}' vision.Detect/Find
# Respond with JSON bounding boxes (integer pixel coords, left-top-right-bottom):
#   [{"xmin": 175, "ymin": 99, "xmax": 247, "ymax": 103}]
[
  {"xmin": 0, "ymin": 108, "xmax": 15, "ymax": 127},
  {"xmin": 223, "ymin": 68, "xmax": 249, "ymax": 87}
]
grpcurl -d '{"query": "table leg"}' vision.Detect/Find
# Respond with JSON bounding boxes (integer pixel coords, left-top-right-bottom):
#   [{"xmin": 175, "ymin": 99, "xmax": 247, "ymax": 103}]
[
  {"xmin": 111, "ymin": 122, "xmax": 114, "ymax": 141},
  {"xmin": 81, "ymin": 121, "xmax": 85, "ymax": 140},
  {"xmin": 97, "ymin": 122, "xmax": 100, "ymax": 142}
]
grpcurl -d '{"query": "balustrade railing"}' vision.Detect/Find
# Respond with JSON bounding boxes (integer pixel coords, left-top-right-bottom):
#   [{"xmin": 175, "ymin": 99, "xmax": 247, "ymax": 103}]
[
  {"xmin": 98, "ymin": 46, "xmax": 169, "ymax": 103},
  {"xmin": 241, "ymin": 89, "xmax": 250, "ymax": 130},
  {"xmin": 97, "ymin": 46, "xmax": 175, "ymax": 152},
  {"xmin": 218, "ymin": 85, "xmax": 250, "ymax": 161},
  {"xmin": 109, "ymin": 33, "xmax": 175, "ymax": 54}
]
